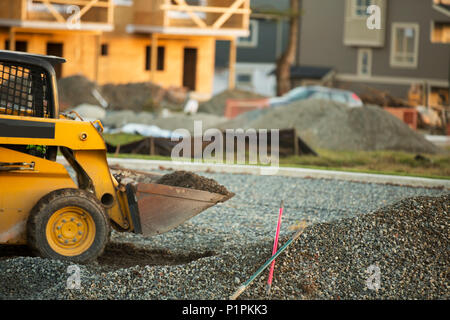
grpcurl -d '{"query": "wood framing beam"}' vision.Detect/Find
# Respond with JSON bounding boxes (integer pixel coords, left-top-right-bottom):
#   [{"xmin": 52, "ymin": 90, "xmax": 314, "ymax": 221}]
[
  {"xmin": 173, "ymin": 0, "xmax": 207, "ymax": 28},
  {"xmin": 32, "ymin": 0, "xmax": 109, "ymax": 7},
  {"xmin": 242, "ymin": 0, "xmax": 250, "ymax": 30},
  {"xmin": 228, "ymin": 37, "xmax": 236, "ymax": 89},
  {"xmin": 11, "ymin": 26, "xmax": 105, "ymax": 34},
  {"xmin": 94, "ymin": 33, "xmax": 100, "ymax": 82},
  {"xmin": 41, "ymin": 0, "xmax": 66, "ymax": 23},
  {"xmin": 160, "ymin": 4, "xmax": 250, "ymax": 14},
  {"xmin": 107, "ymin": 0, "xmax": 114, "ymax": 24},
  {"xmin": 213, "ymin": 0, "xmax": 246, "ymax": 29},
  {"xmin": 76, "ymin": 0, "xmax": 99, "ymax": 20},
  {"xmin": 9, "ymin": 28, "xmax": 16, "ymax": 51},
  {"xmin": 21, "ymin": 0, "xmax": 28, "ymax": 21},
  {"xmin": 150, "ymin": 33, "xmax": 158, "ymax": 82}
]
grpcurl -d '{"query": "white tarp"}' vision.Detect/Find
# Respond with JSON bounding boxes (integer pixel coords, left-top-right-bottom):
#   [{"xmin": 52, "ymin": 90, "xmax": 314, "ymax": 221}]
[{"xmin": 106, "ymin": 123, "xmax": 186, "ymax": 139}]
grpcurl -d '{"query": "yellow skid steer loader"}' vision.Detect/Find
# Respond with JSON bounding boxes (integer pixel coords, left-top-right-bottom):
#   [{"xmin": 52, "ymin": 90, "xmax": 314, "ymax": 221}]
[{"xmin": 0, "ymin": 51, "xmax": 233, "ymax": 263}]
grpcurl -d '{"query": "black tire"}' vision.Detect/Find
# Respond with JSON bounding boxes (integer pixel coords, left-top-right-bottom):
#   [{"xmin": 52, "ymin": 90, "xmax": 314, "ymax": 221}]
[{"xmin": 27, "ymin": 188, "xmax": 110, "ymax": 263}]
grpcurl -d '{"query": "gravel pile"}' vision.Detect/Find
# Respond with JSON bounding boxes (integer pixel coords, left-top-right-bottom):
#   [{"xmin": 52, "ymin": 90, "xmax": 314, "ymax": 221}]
[
  {"xmin": 58, "ymin": 75, "xmax": 100, "ymax": 110},
  {"xmin": 102, "ymin": 111, "xmax": 155, "ymax": 128},
  {"xmin": 156, "ymin": 171, "xmax": 232, "ymax": 196},
  {"xmin": 101, "ymin": 82, "xmax": 186, "ymax": 112},
  {"xmin": 238, "ymin": 194, "xmax": 449, "ymax": 300},
  {"xmin": 0, "ymin": 173, "xmax": 448, "ymax": 300},
  {"xmin": 217, "ymin": 99, "xmax": 440, "ymax": 154},
  {"xmin": 58, "ymin": 75, "xmax": 187, "ymax": 112}
]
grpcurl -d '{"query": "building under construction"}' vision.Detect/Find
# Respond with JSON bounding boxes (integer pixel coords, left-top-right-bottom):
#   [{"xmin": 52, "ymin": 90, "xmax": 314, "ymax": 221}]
[{"xmin": 0, "ymin": 0, "xmax": 251, "ymax": 100}]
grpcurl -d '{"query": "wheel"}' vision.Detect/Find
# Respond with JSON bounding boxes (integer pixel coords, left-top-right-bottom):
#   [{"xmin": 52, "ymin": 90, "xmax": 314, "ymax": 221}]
[{"xmin": 27, "ymin": 189, "xmax": 110, "ymax": 263}]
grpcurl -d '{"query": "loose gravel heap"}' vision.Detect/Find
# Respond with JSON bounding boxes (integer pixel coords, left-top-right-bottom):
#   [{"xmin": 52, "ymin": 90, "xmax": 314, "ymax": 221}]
[
  {"xmin": 217, "ymin": 99, "xmax": 440, "ymax": 154},
  {"xmin": 0, "ymin": 172, "xmax": 448, "ymax": 300},
  {"xmin": 58, "ymin": 75, "xmax": 187, "ymax": 112},
  {"xmin": 156, "ymin": 171, "xmax": 232, "ymax": 196},
  {"xmin": 198, "ymin": 89, "xmax": 266, "ymax": 116}
]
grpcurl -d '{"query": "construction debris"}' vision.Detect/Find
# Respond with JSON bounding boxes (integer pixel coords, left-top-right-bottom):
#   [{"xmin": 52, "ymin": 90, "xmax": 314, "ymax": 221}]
[
  {"xmin": 359, "ymin": 87, "xmax": 412, "ymax": 108},
  {"xmin": 198, "ymin": 89, "xmax": 266, "ymax": 116}
]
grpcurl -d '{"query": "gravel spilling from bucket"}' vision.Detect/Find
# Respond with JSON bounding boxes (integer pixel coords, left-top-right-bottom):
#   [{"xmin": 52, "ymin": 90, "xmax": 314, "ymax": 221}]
[
  {"xmin": 156, "ymin": 171, "xmax": 232, "ymax": 195},
  {"xmin": 0, "ymin": 173, "xmax": 448, "ymax": 300}
]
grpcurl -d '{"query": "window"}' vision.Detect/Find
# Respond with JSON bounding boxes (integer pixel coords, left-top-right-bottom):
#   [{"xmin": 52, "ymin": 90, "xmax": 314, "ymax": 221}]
[
  {"xmin": 344, "ymin": 0, "xmax": 386, "ymax": 47},
  {"xmin": 357, "ymin": 48, "xmax": 372, "ymax": 76},
  {"xmin": 101, "ymin": 43, "xmax": 108, "ymax": 56},
  {"xmin": 5, "ymin": 40, "xmax": 28, "ymax": 52},
  {"xmin": 390, "ymin": 23, "xmax": 420, "ymax": 68},
  {"xmin": 237, "ymin": 20, "xmax": 259, "ymax": 48},
  {"xmin": 431, "ymin": 21, "xmax": 450, "ymax": 43},
  {"xmin": 145, "ymin": 46, "xmax": 165, "ymax": 71},
  {"xmin": 352, "ymin": 0, "xmax": 373, "ymax": 17},
  {"xmin": 236, "ymin": 73, "xmax": 252, "ymax": 86}
]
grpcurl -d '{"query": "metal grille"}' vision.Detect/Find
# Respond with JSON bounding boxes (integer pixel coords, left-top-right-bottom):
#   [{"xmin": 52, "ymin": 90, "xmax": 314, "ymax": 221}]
[{"xmin": 0, "ymin": 62, "xmax": 51, "ymax": 118}]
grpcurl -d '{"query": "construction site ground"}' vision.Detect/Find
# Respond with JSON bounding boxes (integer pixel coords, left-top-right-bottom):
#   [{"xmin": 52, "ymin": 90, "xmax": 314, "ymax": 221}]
[
  {"xmin": 103, "ymin": 133, "xmax": 450, "ymax": 180},
  {"xmin": 0, "ymin": 166, "xmax": 448, "ymax": 300}
]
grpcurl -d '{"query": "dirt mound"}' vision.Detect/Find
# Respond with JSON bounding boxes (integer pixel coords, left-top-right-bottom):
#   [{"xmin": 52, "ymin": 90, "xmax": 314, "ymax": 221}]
[
  {"xmin": 198, "ymin": 89, "xmax": 266, "ymax": 116},
  {"xmin": 156, "ymin": 171, "xmax": 232, "ymax": 195},
  {"xmin": 58, "ymin": 75, "xmax": 187, "ymax": 112},
  {"xmin": 101, "ymin": 82, "xmax": 186, "ymax": 112},
  {"xmin": 58, "ymin": 75, "xmax": 100, "ymax": 110},
  {"xmin": 218, "ymin": 99, "xmax": 440, "ymax": 154}
]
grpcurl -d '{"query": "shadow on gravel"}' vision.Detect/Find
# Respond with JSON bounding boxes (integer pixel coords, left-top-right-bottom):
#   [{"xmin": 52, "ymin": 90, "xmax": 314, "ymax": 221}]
[
  {"xmin": 0, "ymin": 243, "xmax": 216, "ymax": 271},
  {"xmin": 97, "ymin": 242, "xmax": 216, "ymax": 269},
  {"xmin": 0, "ymin": 245, "xmax": 33, "ymax": 260}
]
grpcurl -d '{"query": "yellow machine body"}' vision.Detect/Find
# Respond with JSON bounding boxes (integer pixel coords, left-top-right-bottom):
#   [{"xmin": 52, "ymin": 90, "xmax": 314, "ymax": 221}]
[
  {"xmin": 0, "ymin": 50, "xmax": 232, "ymax": 261},
  {"xmin": 0, "ymin": 114, "xmax": 133, "ymax": 245}
]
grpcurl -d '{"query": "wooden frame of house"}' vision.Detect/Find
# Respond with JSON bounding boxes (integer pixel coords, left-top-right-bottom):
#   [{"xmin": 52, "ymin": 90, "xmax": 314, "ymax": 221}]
[{"xmin": 0, "ymin": 0, "xmax": 251, "ymax": 99}]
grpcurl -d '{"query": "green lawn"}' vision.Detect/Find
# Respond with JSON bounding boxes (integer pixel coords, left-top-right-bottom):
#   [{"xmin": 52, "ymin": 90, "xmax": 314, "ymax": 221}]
[
  {"xmin": 104, "ymin": 134, "xmax": 450, "ymax": 180},
  {"xmin": 104, "ymin": 133, "xmax": 145, "ymax": 146}
]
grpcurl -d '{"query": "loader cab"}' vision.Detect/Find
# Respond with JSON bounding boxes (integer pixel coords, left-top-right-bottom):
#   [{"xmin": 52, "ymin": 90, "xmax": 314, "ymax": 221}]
[
  {"xmin": 0, "ymin": 50, "xmax": 65, "ymax": 118},
  {"xmin": 0, "ymin": 50, "xmax": 65, "ymax": 159}
]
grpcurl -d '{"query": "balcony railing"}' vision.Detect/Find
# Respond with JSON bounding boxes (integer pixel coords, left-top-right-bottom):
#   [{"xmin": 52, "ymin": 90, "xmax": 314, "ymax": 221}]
[
  {"xmin": 129, "ymin": 0, "xmax": 251, "ymax": 36},
  {"xmin": 0, "ymin": 0, "xmax": 114, "ymax": 30}
]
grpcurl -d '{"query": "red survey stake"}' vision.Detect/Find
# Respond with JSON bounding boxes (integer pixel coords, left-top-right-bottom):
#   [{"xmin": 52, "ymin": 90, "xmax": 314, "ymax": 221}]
[{"xmin": 267, "ymin": 200, "xmax": 284, "ymax": 294}]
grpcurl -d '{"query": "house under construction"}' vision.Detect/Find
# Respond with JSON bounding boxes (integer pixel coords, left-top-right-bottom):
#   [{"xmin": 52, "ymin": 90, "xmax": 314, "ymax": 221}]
[{"xmin": 0, "ymin": 0, "xmax": 251, "ymax": 100}]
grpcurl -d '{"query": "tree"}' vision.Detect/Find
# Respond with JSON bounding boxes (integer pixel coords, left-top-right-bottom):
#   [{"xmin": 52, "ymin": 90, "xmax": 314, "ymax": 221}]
[{"xmin": 275, "ymin": 0, "xmax": 301, "ymax": 96}]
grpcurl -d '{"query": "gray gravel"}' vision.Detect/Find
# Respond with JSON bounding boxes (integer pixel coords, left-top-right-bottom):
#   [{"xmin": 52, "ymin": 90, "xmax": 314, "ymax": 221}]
[{"xmin": 0, "ymin": 172, "xmax": 448, "ymax": 300}]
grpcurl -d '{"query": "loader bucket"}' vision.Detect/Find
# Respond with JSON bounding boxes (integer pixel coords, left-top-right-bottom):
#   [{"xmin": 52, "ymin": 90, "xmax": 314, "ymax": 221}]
[{"xmin": 126, "ymin": 183, "xmax": 234, "ymax": 237}]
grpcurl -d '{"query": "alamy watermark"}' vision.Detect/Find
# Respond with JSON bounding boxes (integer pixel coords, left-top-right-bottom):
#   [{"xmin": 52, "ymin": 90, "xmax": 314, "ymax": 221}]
[
  {"xmin": 170, "ymin": 121, "xmax": 280, "ymax": 175},
  {"xmin": 66, "ymin": 265, "xmax": 81, "ymax": 290},
  {"xmin": 366, "ymin": 5, "xmax": 382, "ymax": 30},
  {"xmin": 27, "ymin": 0, "xmax": 81, "ymax": 29},
  {"xmin": 365, "ymin": 264, "xmax": 381, "ymax": 291}
]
